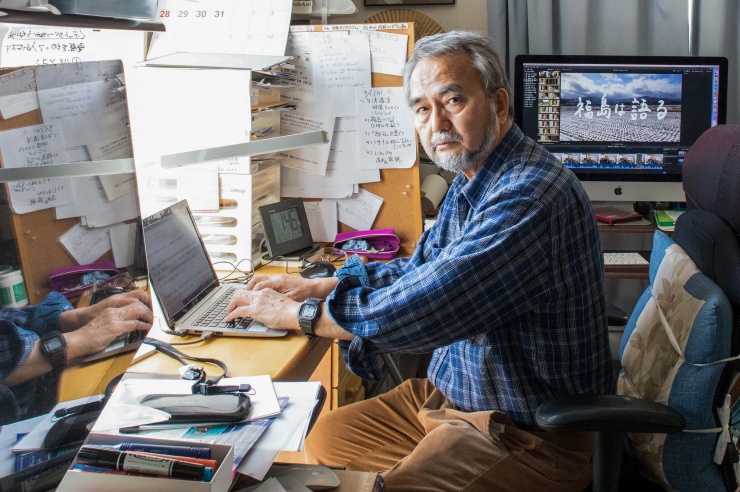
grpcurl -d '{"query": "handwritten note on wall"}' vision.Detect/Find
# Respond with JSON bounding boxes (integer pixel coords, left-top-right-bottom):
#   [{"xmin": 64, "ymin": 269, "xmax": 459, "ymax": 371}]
[
  {"xmin": 0, "ymin": 27, "xmax": 146, "ymax": 68},
  {"xmin": 0, "ymin": 123, "xmax": 74, "ymax": 214},
  {"xmin": 357, "ymin": 87, "xmax": 416, "ymax": 169},
  {"xmin": 367, "ymin": 31, "xmax": 408, "ymax": 76},
  {"xmin": 279, "ymin": 111, "xmax": 335, "ymax": 176},
  {"xmin": 35, "ymin": 63, "xmax": 107, "ymax": 148},
  {"xmin": 282, "ymin": 32, "xmax": 315, "ymax": 114},
  {"xmin": 336, "ymin": 188, "xmax": 383, "ymax": 231},
  {"xmin": 0, "ymin": 67, "xmax": 38, "ymax": 119},
  {"xmin": 59, "ymin": 222, "xmax": 112, "ymax": 265},
  {"xmin": 311, "ymin": 31, "xmax": 372, "ymax": 118}
]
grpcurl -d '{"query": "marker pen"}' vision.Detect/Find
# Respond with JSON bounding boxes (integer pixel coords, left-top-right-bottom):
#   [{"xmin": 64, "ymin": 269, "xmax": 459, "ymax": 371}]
[
  {"xmin": 77, "ymin": 446, "xmax": 208, "ymax": 481},
  {"xmin": 88, "ymin": 442, "xmax": 212, "ymax": 459}
]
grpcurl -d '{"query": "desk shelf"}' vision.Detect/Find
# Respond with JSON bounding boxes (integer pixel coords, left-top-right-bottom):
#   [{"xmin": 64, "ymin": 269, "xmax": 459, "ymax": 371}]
[{"xmin": 599, "ymin": 215, "xmax": 655, "ymax": 280}]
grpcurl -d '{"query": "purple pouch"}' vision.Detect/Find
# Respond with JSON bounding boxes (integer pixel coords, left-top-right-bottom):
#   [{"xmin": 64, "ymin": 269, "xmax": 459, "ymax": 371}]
[
  {"xmin": 333, "ymin": 228, "xmax": 400, "ymax": 260},
  {"xmin": 48, "ymin": 261, "xmax": 119, "ymax": 298}
]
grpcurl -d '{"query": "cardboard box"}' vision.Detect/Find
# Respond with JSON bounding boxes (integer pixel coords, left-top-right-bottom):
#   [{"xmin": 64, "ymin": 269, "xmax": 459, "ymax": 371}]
[
  {"xmin": 57, "ymin": 434, "xmax": 234, "ymax": 492},
  {"xmin": 193, "ymin": 165, "xmax": 280, "ymax": 268}
]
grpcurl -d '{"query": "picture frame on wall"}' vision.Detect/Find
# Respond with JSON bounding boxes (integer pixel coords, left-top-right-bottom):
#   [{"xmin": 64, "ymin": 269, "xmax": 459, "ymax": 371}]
[{"xmin": 365, "ymin": 0, "xmax": 455, "ymax": 5}]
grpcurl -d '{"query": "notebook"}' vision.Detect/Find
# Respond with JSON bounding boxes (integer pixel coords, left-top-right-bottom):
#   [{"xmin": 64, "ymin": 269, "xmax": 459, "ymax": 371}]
[{"xmin": 142, "ymin": 200, "xmax": 287, "ymax": 338}]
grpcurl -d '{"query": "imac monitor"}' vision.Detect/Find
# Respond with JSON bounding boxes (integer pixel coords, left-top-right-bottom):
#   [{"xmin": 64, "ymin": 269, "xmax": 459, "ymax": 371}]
[{"xmin": 514, "ymin": 55, "xmax": 728, "ymax": 202}]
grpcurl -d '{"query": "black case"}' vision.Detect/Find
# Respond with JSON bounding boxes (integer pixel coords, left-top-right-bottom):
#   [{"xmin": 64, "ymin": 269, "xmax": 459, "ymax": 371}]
[{"xmin": 139, "ymin": 393, "xmax": 251, "ymax": 423}]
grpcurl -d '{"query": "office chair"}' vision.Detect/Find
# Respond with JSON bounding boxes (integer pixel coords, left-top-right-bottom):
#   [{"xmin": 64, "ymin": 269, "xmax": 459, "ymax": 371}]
[{"xmin": 536, "ymin": 124, "xmax": 740, "ymax": 492}]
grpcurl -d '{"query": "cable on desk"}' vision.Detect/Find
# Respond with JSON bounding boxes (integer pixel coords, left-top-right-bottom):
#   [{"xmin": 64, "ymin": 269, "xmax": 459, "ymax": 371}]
[
  {"xmin": 213, "ymin": 258, "xmax": 256, "ymax": 284},
  {"xmin": 167, "ymin": 331, "xmax": 216, "ymax": 346}
]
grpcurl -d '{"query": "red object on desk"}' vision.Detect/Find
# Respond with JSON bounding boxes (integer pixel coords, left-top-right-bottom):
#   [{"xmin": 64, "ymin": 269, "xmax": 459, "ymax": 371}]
[{"xmin": 593, "ymin": 207, "xmax": 644, "ymax": 225}]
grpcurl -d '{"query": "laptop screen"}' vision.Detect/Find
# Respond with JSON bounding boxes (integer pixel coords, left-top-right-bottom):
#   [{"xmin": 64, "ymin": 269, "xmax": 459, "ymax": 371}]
[{"xmin": 142, "ymin": 200, "xmax": 219, "ymax": 321}]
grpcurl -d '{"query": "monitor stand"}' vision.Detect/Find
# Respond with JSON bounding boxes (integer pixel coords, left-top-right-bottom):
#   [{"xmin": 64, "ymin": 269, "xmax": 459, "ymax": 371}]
[{"xmin": 262, "ymin": 243, "xmax": 321, "ymax": 262}]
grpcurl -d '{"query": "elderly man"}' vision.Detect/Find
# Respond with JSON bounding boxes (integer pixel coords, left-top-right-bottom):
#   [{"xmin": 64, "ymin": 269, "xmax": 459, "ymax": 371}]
[{"xmin": 227, "ymin": 30, "xmax": 614, "ymax": 491}]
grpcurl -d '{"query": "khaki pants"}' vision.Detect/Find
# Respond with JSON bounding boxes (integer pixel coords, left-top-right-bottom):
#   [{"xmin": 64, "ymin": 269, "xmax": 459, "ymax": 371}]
[{"xmin": 304, "ymin": 379, "xmax": 593, "ymax": 492}]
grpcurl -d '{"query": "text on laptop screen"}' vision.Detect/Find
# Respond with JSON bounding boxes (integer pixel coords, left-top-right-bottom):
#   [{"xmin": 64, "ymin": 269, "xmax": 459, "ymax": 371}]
[{"xmin": 142, "ymin": 200, "xmax": 217, "ymax": 317}]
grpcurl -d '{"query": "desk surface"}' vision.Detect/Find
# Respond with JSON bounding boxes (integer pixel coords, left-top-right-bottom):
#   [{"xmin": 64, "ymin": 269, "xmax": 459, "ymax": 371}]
[{"xmin": 59, "ymin": 265, "xmax": 333, "ymax": 401}]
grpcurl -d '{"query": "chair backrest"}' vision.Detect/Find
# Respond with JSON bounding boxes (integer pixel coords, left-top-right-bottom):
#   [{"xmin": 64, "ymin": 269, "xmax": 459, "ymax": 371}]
[{"xmin": 617, "ymin": 124, "xmax": 740, "ymax": 491}]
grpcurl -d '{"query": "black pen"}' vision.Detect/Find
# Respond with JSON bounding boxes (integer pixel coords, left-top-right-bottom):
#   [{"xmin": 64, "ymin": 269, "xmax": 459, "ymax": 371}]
[{"xmin": 77, "ymin": 446, "xmax": 209, "ymax": 481}]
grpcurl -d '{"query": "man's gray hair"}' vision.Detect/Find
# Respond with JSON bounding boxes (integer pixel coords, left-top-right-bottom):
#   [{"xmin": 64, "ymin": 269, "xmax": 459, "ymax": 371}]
[{"xmin": 403, "ymin": 30, "xmax": 514, "ymax": 117}]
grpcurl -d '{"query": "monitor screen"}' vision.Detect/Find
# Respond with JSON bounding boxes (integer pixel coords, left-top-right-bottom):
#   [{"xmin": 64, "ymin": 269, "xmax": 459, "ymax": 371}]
[{"xmin": 514, "ymin": 55, "xmax": 728, "ymax": 202}]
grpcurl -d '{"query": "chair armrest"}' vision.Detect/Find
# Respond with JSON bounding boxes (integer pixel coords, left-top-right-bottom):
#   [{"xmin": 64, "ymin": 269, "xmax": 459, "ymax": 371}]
[
  {"xmin": 606, "ymin": 303, "xmax": 630, "ymax": 326},
  {"xmin": 536, "ymin": 394, "xmax": 686, "ymax": 434}
]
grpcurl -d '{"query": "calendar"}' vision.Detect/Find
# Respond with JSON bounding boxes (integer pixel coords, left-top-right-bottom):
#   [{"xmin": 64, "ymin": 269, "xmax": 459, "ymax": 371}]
[{"xmin": 147, "ymin": 0, "xmax": 293, "ymax": 60}]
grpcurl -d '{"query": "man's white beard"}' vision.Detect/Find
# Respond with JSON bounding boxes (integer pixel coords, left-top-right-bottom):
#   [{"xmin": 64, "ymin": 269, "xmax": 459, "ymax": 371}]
[{"xmin": 430, "ymin": 118, "xmax": 498, "ymax": 174}]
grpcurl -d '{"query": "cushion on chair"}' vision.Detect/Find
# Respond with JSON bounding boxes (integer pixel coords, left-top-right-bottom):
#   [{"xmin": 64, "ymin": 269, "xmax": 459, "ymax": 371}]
[{"xmin": 618, "ymin": 231, "xmax": 734, "ymax": 490}]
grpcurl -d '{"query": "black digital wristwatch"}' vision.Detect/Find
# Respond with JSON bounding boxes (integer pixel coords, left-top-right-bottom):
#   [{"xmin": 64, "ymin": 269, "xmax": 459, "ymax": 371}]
[
  {"xmin": 298, "ymin": 298, "xmax": 324, "ymax": 338},
  {"xmin": 39, "ymin": 331, "xmax": 68, "ymax": 371}
]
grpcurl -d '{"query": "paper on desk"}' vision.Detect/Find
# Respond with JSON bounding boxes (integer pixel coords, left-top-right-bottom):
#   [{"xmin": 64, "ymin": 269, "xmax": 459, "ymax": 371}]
[
  {"xmin": 274, "ymin": 381, "xmax": 322, "ymax": 452},
  {"xmin": 11, "ymin": 395, "xmax": 104, "ymax": 454},
  {"xmin": 0, "ymin": 414, "xmax": 46, "ymax": 476},
  {"xmin": 236, "ymin": 381, "xmax": 321, "ymax": 480},
  {"xmin": 92, "ymin": 375, "xmax": 281, "ymax": 435}
]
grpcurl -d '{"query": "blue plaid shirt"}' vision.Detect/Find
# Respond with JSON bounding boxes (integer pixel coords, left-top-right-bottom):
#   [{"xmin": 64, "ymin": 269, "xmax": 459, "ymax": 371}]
[
  {"xmin": 0, "ymin": 292, "xmax": 72, "ymax": 424},
  {"xmin": 326, "ymin": 124, "xmax": 615, "ymax": 427}
]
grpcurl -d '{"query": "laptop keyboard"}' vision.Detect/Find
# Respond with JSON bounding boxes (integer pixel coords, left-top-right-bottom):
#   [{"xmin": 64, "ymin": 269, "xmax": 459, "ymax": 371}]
[
  {"xmin": 193, "ymin": 287, "xmax": 266, "ymax": 332},
  {"xmin": 82, "ymin": 329, "xmax": 147, "ymax": 362}
]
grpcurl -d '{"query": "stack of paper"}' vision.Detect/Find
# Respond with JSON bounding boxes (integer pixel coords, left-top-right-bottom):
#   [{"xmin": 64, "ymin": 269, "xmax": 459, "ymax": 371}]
[{"xmin": 87, "ymin": 375, "xmax": 321, "ymax": 474}]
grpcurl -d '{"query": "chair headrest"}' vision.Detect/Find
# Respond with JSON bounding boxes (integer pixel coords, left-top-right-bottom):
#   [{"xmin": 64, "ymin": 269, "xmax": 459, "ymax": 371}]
[{"xmin": 682, "ymin": 124, "xmax": 740, "ymax": 233}]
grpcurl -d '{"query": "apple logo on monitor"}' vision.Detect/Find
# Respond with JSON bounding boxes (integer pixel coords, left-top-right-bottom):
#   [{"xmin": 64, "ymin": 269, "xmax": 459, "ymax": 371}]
[{"xmin": 614, "ymin": 186, "xmax": 623, "ymax": 196}]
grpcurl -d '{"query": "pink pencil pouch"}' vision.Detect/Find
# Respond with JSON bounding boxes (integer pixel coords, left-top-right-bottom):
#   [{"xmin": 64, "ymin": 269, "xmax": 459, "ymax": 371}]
[
  {"xmin": 333, "ymin": 228, "xmax": 400, "ymax": 260},
  {"xmin": 48, "ymin": 261, "xmax": 119, "ymax": 298}
]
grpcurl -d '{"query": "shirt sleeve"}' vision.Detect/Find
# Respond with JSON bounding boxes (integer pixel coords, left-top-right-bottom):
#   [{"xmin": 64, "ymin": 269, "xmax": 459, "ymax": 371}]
[
  {"xmin": 326, "ymin": 193, "xmax": 553, "ymax": 380},
  {"xmin": 0, "ymin": 291, "xmax": 73, "ymax": 381}
]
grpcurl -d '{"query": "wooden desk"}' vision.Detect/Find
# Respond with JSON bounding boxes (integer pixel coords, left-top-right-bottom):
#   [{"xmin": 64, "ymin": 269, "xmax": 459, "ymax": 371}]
[
  {"xmin": 59, "ymin": 272, "xmax": 333, "ymax": 401},
  {"xmin": 59, "ymin": 352, "xmax": 135, "ymax": 401},
  {"xmin": 128, "ymin": 330, "xmax": 332, "ymax": 381}
]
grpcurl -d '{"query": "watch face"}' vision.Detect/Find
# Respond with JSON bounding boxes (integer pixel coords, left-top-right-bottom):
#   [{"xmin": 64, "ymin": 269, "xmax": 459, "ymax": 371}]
[
  {"xmin": 45, "ymin": 337, "xmax": 64, "ymax": 351},
  {"xmin": 300, "ymin": 305, "xmax": 317, "ymax": 319}
]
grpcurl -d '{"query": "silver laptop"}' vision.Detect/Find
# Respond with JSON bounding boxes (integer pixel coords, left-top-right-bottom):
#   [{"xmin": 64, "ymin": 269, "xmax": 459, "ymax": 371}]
[{"xmin": 142, "ymin": 200, "xmax": 287, "ymax": 337}]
